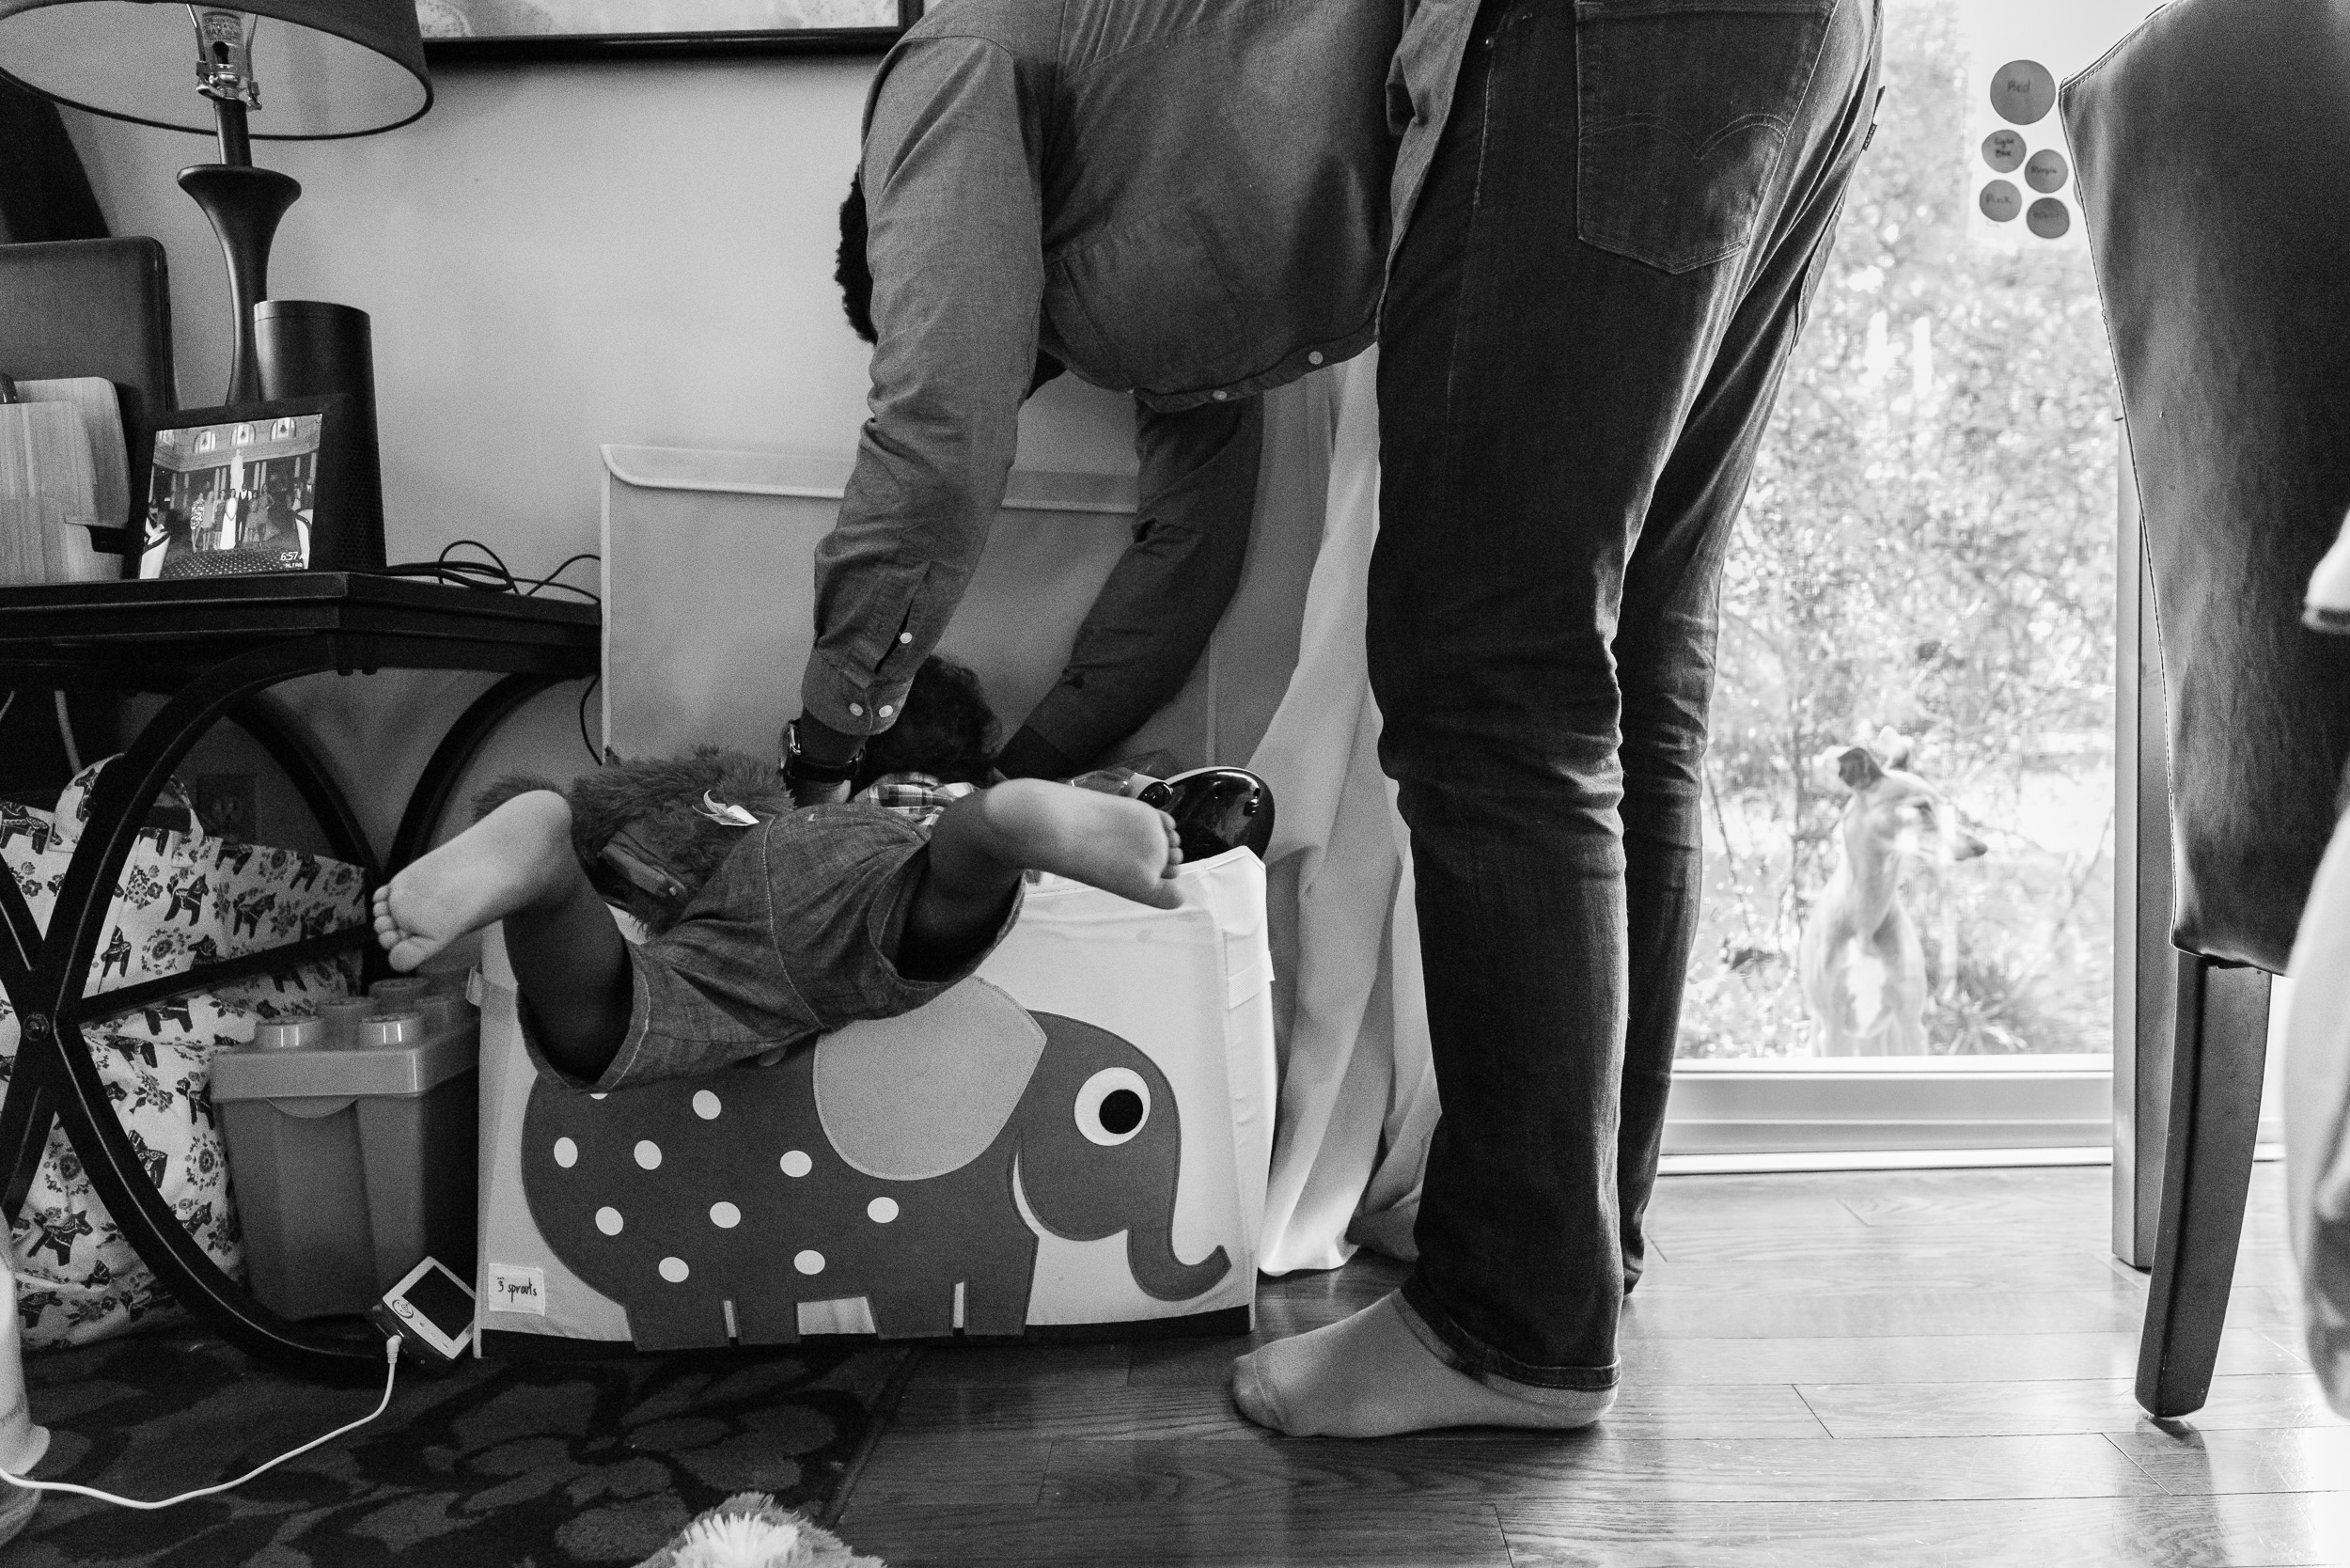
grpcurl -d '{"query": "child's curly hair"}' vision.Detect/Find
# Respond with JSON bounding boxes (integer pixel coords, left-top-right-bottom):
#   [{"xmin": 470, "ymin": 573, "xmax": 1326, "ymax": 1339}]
[{"xmin": 853, "ymin": 655, "xmax": 1000, "ymax": 792}]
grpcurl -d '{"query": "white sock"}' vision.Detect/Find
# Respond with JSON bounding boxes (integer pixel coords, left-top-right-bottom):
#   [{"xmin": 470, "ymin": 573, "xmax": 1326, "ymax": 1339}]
[{"xmin": 1230, "ymin": 1290, "xmax": 1616, "ymax": 1437}]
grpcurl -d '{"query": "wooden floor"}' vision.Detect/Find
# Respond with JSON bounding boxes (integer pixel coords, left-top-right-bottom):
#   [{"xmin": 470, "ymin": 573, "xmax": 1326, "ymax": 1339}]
[{"xmin": 837, "ymin": 1164, "xmax": 2349, "ymax": 1567}]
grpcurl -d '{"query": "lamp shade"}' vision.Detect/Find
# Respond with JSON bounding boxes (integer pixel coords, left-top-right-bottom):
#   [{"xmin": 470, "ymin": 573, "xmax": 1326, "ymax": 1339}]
[{"xmin": 0, "ymin": 0, "xmax": 431, "ymax": 139}]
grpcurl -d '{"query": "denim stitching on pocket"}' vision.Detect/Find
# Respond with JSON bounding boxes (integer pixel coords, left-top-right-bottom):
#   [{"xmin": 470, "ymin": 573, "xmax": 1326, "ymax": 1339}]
[{"xmin": 1574, "ymin": 0, "xmax": 1834, "ymax": 274}]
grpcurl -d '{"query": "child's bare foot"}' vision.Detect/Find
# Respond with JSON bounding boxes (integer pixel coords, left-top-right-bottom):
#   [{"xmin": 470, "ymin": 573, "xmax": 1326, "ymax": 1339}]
[
  {"xmin": 373, "ymin": 791, "xmax": 582, "ymax": 971},
  {"xmin": 937, "ymin": 778, "xmax": 1183, "ymax": 911}
]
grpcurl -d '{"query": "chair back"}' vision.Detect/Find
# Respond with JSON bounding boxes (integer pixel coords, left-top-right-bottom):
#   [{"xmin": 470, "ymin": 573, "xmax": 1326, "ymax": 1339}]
[
  {"xmin": 2064, "ymin": 0, "xmax": 2350, "ymax": 971},
  {"xmin": 0, "ymin": 237, "xmax": 176, "ymax": 530}
]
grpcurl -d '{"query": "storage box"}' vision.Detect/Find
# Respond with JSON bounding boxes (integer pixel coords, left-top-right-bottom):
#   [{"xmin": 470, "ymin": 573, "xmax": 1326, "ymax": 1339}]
[
  {"xmin": 474, "ymin": 848, "xmax": 1277, "ymax": 1353},
  {"xmin": 598, "ymin": 445, "xmax": 1321, "ymax": 773},
  {"xmin": 212, "ymin": 988, "xmax": 480, "ymax": 1321}
]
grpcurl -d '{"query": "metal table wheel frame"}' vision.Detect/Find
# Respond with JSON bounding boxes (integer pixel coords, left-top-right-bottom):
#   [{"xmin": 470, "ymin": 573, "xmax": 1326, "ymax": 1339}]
[{"xmin": 0, "ymin": 633, "xmax": 579, "ymax": 1383}]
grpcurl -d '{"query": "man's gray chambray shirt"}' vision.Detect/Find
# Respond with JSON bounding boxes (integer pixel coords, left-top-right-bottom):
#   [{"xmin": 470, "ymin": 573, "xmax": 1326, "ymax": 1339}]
[{"xmin": 802, "ymin": 0, "xmax": 1424, "ymax": 741}]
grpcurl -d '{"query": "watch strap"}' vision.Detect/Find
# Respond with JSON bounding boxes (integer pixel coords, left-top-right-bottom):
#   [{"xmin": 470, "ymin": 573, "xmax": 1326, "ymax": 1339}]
[{"xmin": 784, "ymin": 719, "xmax": 865, "ymax": 785}]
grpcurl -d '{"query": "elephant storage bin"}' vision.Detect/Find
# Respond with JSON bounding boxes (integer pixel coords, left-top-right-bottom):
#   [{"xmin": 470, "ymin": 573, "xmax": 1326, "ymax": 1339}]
[{"xmin": 471, "ymin": 848, "xmax": 1277, "ymax": 1351}]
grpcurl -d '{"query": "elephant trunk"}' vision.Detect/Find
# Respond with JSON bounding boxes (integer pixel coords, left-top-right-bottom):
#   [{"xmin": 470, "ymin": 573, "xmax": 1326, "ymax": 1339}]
[{"xmin": 1124, "ymin": 1217, "xmax": 1230, "ymax": 1303}]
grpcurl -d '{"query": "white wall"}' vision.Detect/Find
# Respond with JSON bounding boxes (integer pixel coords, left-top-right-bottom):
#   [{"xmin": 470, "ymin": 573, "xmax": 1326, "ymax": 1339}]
[{"xmin": 61, "ymin": 54, "xmax": 1138, "ymax": 850}]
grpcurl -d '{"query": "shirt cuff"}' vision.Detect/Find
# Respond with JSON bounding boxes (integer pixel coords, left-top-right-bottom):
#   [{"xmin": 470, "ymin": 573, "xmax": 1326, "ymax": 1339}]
[{"xmin": 801, "ymin": 653, "xmax": 917, "ymax": 739}]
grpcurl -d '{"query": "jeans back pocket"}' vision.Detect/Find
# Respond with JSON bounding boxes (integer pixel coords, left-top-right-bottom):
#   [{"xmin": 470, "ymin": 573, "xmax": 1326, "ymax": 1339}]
[{"xmin": 1574, "ymin": 0, "xmax": 1835, "ymax": 274}]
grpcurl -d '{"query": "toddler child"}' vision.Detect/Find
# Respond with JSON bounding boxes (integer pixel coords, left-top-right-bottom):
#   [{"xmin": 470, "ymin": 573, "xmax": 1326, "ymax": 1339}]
[{"xmin": 370, "ymin": 762, "xmax": 1180, "ymax": 1093}]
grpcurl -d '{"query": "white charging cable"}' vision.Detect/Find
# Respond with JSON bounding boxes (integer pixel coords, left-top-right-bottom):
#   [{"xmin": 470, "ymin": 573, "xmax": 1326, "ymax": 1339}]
[{"xmin": 0, "ymin": 1334, "xmax": 400, "ymax": 1511}]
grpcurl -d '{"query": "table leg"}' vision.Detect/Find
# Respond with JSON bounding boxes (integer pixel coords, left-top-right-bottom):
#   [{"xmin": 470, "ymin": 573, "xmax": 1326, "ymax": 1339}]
[
  {"xmin": 388, "ymin": 673, "xmax": 566, "ymax": 871},
  {"xmin": 17, "ymin": 637, "xmax": 384, "ymax": 1378},
  {"xmin": 0, "ymin": 865, "xmax": 56, "ymax": 1220},
  {"xmin": 227, "ymin": 694, "xmax": 383, "ymax": 880}
]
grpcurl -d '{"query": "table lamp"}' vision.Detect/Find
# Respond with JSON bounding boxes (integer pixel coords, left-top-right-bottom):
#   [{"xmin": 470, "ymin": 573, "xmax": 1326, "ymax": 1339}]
[{"xmin": 0, "ymin": 0, "xmax": 431, "ymax": 405}]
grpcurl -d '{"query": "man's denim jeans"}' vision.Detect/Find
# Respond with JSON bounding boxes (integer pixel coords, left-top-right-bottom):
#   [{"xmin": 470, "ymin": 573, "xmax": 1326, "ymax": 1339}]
[{"xmin": 1371, "ymin": 0, "xmax": 1882, "ymax": 1389}]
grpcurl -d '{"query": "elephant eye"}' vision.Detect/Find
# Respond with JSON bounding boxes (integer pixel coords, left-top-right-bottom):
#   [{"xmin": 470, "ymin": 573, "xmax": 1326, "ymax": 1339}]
[{"xmin": 1075, "ymin": 1067, "xmax": 1151, "ymax": 1147}]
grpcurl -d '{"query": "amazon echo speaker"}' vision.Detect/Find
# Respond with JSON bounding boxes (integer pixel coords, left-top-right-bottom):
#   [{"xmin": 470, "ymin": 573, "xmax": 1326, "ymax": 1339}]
[{"xmin": 255, "ymin": 299, "xmax": 385, "ymax": 570}]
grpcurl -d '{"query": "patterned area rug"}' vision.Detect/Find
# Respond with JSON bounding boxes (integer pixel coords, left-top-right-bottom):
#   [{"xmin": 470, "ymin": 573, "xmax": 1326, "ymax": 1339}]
[{"xmin": 8, "ymin": 1322, "xmax": 909, "ymax": 1566}]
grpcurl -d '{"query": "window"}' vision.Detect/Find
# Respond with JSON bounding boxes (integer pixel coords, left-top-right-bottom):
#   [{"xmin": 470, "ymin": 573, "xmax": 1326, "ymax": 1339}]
[{"xmin": 1669, "ymin": 0, "xmax": 2154, "ymax": 1157}]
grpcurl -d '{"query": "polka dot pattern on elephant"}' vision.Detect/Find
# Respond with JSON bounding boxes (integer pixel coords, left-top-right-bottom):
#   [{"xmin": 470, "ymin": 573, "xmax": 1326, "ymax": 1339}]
[
  {"xmin": 710, "ymin": 1201, "xmax": 742, "ymax": 1229},
  {"xmin": 659, "ymin": 1256, "xmax": 690, "ymax": 1283},
  {"xmin": 780, "ymin": 1150, "xmax": 812, "ymax": 1178},
  {"xmin": 553, "ymin": 1137, "xmax": 577, "ymax": 1168},
  {"xmin": 868, "ymin": 1198, "xmax": 900, "ymax": 1224},
  {"xmin": 693, "ymin": 1090, "xmax": 722, "ymax": 1121},
  {"xmin": 596, "ymin": 1206, "xmax": 623, "ymax": 1235},
  {"xmin": 794, "ymin": 1250, "xmax": 825, "ymax": 1276},
  {"xmin": 634, "ymin": 1139, "xmax": 662, "ymax": 1170}
]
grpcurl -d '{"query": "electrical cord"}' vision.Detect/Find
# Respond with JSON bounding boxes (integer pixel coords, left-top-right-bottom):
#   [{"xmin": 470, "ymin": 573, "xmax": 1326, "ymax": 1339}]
[
  {"xmin": 371, "ymin": 541, "xmax": 600, "ymax": 604},
  {"xmin": 0, "ymin": 1335, "xmax": 401, "ymax": 1511},
  {"xmin": 369, "ymin": 541, "xmax": 607, "ymax": 762},
  {"xmin": 578, "ymin": 673, "xmax": 602, "ymax": 764}
]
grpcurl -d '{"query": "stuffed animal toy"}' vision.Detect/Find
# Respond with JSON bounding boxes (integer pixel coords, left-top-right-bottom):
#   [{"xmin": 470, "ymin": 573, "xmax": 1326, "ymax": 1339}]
[
  {"xmin": 476, "ymin": 745, "xmax": 789, "ymax": 933},
  {"xmin": 632, "ymin": 1493, "xmax": 884, "ymax": 1568}
]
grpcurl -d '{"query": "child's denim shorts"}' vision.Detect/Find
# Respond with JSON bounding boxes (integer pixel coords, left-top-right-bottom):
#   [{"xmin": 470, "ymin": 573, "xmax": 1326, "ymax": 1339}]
[{"xmin": 540, "ymin": 802, "xmax": 1019, "ymax": 1093}]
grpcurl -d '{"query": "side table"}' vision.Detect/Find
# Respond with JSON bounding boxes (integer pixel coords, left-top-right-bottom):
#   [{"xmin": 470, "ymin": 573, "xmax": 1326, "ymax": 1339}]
[{"xmin": 0, "ymin": 573, "xmax": 599, "ymax": 1380}]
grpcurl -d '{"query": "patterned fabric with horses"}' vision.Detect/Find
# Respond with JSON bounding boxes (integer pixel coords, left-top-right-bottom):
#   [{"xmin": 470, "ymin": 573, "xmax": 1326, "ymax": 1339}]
[{"xmin": 0, "ymin": 760, "xmax": 367, "ymax": 1347}]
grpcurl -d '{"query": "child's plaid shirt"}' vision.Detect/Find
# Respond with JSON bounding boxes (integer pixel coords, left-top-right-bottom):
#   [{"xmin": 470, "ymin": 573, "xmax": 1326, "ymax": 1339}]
[{"xmin": 854, "ymin": 773, "xmax": 979, "ymax": 832}]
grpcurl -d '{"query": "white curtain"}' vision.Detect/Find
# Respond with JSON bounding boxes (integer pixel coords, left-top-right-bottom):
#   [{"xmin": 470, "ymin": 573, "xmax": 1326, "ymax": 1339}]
[{"xmin": 1244, "ymin": 348, "xmax": 1441, "ymax": 1274}]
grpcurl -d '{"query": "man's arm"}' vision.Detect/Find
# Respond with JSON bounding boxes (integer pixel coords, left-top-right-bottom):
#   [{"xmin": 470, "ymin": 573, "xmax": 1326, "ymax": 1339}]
[
  {"xmin": 995, "ymin": 394, "xmax": 1265, "ymax": 778},
  {"xmin": 795, "ymin": 38, "xmax": 1044, "ymax": 775}
]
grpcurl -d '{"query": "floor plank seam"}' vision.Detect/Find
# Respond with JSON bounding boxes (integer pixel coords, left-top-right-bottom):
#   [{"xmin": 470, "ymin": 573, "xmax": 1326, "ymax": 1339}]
[{"xmin": 2093, "ymin": 1425, "xmax": 2180, "ymax": 1497}]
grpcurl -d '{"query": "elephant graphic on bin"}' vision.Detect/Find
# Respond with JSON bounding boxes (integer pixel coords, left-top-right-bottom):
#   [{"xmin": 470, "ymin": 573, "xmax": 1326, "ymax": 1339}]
[{"xmin": 520, "ymin": 979, "xmax": 1231, "ymax": 1350}]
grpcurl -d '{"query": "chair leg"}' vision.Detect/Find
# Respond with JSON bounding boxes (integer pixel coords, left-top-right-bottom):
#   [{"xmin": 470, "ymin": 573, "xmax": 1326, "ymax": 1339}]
[{"xmin": 2136, "ymin": 951, "xmax": 2268, "ymax": 1418}]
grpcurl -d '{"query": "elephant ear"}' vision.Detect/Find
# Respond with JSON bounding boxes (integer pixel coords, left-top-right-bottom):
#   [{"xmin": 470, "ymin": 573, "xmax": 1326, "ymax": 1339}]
[{"xmin": 815, "ymin": 978, "xmax": 1048, "ymax": 1180}]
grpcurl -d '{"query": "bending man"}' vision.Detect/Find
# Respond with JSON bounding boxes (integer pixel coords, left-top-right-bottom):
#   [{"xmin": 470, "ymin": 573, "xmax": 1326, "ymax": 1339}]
[{"xmin": 787, "ymin": 0, "xmax": 1402, "ymax": 794}]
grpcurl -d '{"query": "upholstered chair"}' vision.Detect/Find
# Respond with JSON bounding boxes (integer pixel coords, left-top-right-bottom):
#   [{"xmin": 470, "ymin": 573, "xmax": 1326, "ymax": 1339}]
[{"xmin": 2063, "ymin": 0, "xmax": 2350, "ymax": 1417}]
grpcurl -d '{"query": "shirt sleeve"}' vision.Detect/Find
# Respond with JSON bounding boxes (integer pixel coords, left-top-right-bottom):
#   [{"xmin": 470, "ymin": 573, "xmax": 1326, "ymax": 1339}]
[
  {"xmin": 803, "ymin": 37, "xmax": 1044, "ymax": 738},
  {"xmin": 1010, "ymin": 394, "xmax": 1263, "ymax": 767}
]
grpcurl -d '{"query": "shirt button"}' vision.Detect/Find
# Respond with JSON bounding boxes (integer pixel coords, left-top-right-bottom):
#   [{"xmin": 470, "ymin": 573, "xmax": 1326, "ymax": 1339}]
[
  {"xmin": 879, "ymin": 704, "xmax": 895, "ymax": 718},
  {"xmin": 848, "ymin": 703, "xmax": 864, "ymax": 717},
  {"xmin": 1211, "ymin": 390, "xmax": 1228, "ymax": 401},
  {"xmin": 1308, "ymin": 352, "xmax": 1324, "ymax": 365},
  {"xmin": 898, "ymin": 632, "xmax": 912, "ymax": 644}
]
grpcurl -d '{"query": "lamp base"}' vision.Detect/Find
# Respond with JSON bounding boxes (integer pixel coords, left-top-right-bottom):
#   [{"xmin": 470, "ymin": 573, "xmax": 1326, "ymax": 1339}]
[{"xmin": 178, "ymin": 163, "xmax": 301, "ymax": 406}]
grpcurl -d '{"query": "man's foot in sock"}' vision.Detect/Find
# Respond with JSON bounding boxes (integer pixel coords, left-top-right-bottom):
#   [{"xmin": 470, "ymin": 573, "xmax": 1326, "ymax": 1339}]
[
  {"xmin": 1230, "ymin": 1291, "xmax": 1616, "ymax": 1437},
  {"xmin": 941, "ymin": 778, "xmax": 1184, "ymax": 910},
  {"xmin": 372, "ymin": 791, "xmax": 579, "ymax": 972}
]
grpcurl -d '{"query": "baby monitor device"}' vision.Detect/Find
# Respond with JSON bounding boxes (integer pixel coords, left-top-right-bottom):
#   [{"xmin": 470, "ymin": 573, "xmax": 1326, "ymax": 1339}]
[{"xmin": 368, "ymin": 1257, "xmax": 477, "ymax": 1368}]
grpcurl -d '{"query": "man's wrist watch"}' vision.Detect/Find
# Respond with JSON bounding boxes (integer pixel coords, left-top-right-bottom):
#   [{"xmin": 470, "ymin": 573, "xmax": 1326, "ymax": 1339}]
[{"xmin": 782, "ymin": 719, "xmax": 864, "ymax": 786}]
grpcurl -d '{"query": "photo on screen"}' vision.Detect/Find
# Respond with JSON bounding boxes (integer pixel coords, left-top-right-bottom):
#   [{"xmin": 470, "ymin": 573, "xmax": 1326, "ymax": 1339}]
[{"xmin": 141, "ymin": 414, "xmax": 321, "ymax": 580}]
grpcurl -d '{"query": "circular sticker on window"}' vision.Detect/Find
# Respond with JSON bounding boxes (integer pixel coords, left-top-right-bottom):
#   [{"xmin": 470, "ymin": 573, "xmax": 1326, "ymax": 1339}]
[
  {"xmin": 1982, "ymin": 130, "xmax": 2026, "ymax": 172},
  {"xmin": 1990, "ymin": 59, "xmax": 2057, "ymax": 125},
  {"xmin": 2027, "ymin": 197, "xmax": 2071, "ymax": 240},
  {"xmin": 1980, "ymin": 180, "xmax": 2022, "ymax": 223},
  {"xmin": 2025, "ymin": 149, "xmax": 2069, "ymax": 194}
]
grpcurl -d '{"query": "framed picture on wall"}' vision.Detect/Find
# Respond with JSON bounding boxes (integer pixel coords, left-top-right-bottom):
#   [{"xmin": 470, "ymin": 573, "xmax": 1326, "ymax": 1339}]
[
  {"xmin": 419, "ymin": 0, "xmax": 919, "ymax": 59},
  {"xmin": 137, "ymin": 397, "xmax": 369, "ymax": 580}
]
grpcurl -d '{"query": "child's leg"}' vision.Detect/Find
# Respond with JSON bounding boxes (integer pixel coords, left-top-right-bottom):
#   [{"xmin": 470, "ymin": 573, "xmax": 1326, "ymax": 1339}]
[
  {"xmin": 901, "ymin": 778, "xmax": 1183, "ymax": 978},
  {"xmin": 370, "ymin": 791, "xmax": 633, "ymax": 1084}
]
